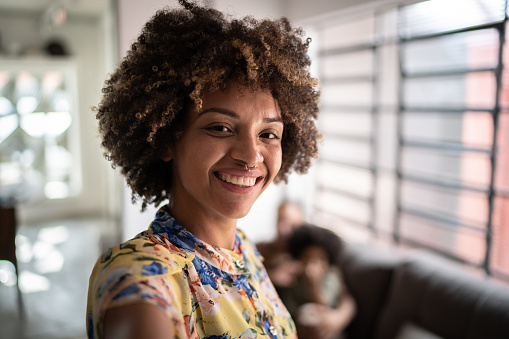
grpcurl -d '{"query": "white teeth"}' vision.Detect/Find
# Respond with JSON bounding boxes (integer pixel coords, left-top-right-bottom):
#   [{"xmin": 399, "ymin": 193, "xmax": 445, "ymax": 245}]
[{"xmin": 220, "ymin": 174, "xmax": 256, "ymax": 187}]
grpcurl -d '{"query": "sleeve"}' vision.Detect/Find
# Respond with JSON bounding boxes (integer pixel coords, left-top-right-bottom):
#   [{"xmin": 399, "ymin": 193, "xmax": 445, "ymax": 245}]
[{"xmin": 86, "ymin": 238, "xmax": 193, "ymax": 339}]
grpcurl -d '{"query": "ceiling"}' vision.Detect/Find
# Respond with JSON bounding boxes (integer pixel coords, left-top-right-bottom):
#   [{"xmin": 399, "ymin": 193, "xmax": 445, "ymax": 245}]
[{"xmin": 0, "ymin": 0, "xmax": 110, "ymax": 17}]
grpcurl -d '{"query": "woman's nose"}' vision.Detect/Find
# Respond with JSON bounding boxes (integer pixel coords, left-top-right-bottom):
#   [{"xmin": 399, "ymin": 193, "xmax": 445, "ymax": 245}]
[{"xmin": 230, "ymin": 134, "xmax": 264, "ymax": 166}]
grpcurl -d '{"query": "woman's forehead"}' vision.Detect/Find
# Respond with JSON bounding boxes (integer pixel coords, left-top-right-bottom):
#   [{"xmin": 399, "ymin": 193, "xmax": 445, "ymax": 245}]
[{"xmin": 195, "ymin": 85, "xmax": 281, "ymax": 118}]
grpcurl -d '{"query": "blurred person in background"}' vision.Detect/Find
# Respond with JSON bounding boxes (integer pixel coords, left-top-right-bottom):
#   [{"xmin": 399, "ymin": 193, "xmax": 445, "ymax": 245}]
[
  {"xmin": 257, "ymin": 200, "xmax": 305, "ymax": 290},
  {"xmin": 283, "ymin": 224, "xmax": 357, "ymax": 339}
]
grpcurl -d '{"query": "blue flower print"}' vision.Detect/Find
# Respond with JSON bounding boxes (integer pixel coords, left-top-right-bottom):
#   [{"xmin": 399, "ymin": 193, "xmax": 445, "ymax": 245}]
[
  {"xmin": 113, "ymin": 283, "xmax": 139, "ymax": 300},
  {"xmin": 263, "ymin": 318, "xmax": 278, "ymax": 339},
  {"xmin": 233, "ymin": 274, "xmax": 254, "ymax": 299},
  {"xmin": 142, "ymin": 262, "xmax": 168, "ymax": 276},
  {"xmin": 193, "ymin": 257, "xmax": 219, "ymax": 289},
  {"xmin": 150, "ymin": 211, "xmax": 197, "ymax": 251}
]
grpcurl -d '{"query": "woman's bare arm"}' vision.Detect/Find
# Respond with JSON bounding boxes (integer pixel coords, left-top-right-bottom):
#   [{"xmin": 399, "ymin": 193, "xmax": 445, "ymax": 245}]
[{"xmin": 103, "ymin": 303, "xmax": 175, "ymax": 339}]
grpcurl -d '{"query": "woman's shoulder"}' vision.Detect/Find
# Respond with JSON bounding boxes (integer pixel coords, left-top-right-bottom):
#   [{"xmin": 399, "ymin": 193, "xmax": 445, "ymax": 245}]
[
  {"xmin": 90, "ymin": 234, "xmax": 194, "ymax": 292},
  {"xmin": 87, "ymin": 234, "xmax": 194, "ymax": 339}
]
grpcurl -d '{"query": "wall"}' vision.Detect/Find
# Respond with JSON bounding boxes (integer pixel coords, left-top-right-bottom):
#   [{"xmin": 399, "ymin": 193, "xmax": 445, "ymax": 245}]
[
  {"xmin": 213, "ymin": 0, "xmax": 283, "ymax": 19},
  {"xmin": 282, "ymin": 0, "xmax": 378, "ymax": 22},
  {"xmin": 283, "ymin": 0, "xmax": 423, "ymax": 23}
]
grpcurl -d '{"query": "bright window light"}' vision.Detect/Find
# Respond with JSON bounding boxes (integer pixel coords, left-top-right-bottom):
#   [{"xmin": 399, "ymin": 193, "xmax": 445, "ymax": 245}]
[
  {"xmin": 0, "ymin": 71, "xmax": 10, "ymax": 88},
  {"xmin": 41, "ymin": 72, "xmax": 63, "ymax": 93},
  {"xmin": 46, "ymin": 112, "xmax": 72, "ymax": 136},
  {"xmin": 15, "ymin": 72, "xmax": 39, "ymax": 95},
  {"xmin": 0, "ymin": 163, "xmax": 22, "ymax": 186},
  {"xmin": 52, "ymin": 90, "xmax": 70, "ymax": 112},
  {"xmin": 37, "ymin": 226, "xmax": 69, "ymax": 245},
  {"xmin": 44, "ymin": 181, "xmax": 69, "ymax": 199},
  {"xmin": 45, "ymin": 145, "xmax": 72, "ymax": 177},
  {"xmin": 0, "ymin": 96, "xmax": 14, "ymax": 116},
  {"xmin": 34, "ymin": 249, "xmax": 64, "ymax": 274},
  {"xmin": 19, "ymin": 270, "xmax": 51, "ymax": 294},
  {"xmin": 20, "ymin": 112, "xmax": 72, "ymax": 137},
  {"xmin": 20, "ymin": 112, "xmax": 46, "ymax": 137},
  {"xmin": 2, "ymin": 67, "xmax": 80, "ymax": 201},
  {"xmin": 15, "ymin": 234, "xmax": 33, "ymax": 264},
  {"xmin": 16, "ymin": 96, "xmax": 39, "ymax": 115},
  {"xmin": 32, "ymin": 241, "xmax": 65, "ymax": 274},
  {"xmin": 0, "ymin": 115, "xmax": 18, "ymax": 143},
  {"xmin": 0, "ymin": 260, "xmax": 17, "ymax": 287}
]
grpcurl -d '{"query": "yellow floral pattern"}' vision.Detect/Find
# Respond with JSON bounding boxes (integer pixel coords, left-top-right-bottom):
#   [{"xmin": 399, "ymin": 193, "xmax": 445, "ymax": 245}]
[{"xmin": 86, "ymin": 205, "xmax": 297, "ymax": 339}]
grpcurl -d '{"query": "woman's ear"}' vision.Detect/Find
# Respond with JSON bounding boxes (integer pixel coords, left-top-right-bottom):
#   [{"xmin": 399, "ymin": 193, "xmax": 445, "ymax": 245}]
[{"xmin": 161, "ymin": 148, "xmax": 173, "ymax": 162}]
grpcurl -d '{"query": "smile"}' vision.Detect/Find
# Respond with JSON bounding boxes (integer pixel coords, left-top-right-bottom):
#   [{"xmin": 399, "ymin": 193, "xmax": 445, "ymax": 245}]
[{"xmin": 218, "ymin": 173, "xmax": 257, "ymax": 187}]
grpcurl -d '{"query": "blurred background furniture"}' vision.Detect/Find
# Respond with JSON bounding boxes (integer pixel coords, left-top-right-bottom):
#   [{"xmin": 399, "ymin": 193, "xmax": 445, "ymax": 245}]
[
  {"xmin": 340, "ymin": 241, "xmax": 509, "ymax": 339},
  {"xmin": 0, "ymin": 201, "xmax": 24, "ymax": 319}
]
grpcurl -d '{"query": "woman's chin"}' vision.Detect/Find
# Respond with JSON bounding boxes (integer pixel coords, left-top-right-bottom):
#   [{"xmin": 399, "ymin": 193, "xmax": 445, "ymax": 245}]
[{"xmin": 219, "ymin": 202, "xmax": 254, "ymax": 221}]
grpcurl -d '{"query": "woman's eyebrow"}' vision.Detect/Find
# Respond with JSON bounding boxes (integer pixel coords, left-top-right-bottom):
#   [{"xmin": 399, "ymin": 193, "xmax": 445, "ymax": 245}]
[
  {"xmin": 264, "ymin": 117, "xmax": 283, "ymax": 124},
  {"xmin": 199, "ymin": 108, "xmax": 283, "ymax": 124},
  {"xmin": 199, "ymin": 108, "xmax": 238, "ymax": 118}
]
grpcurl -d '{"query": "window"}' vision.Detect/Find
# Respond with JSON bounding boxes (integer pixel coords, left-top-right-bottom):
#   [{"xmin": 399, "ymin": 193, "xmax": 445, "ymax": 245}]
[
  {"xmin": 310, "ymin": 0, "xmax": 509, "ymax": 281},
  {"xmin": 0, "ymin": 59, "xmax": 81, "ymax": 205}
]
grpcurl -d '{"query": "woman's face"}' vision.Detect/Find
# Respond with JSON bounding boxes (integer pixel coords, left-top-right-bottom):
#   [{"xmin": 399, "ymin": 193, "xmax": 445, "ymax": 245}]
[{"xmin": 164, "ymin": 84, "xmax": 283, "ymax": 226}]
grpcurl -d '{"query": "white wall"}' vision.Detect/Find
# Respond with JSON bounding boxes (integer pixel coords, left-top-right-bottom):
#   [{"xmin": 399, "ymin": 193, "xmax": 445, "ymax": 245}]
[
  {"xmin": 117, "ymin": 0, "xmax": 181, "ymax": 61},
  {"xmin": 213, "ymin": 0, "xmax": 283, "ymax": 20},
  {"xmin": 282, "ymin": 0, "xmax": 423, "ymax": 23},
  {"xmin": 282, "ymin": 0, "xmax": 375, "ymax": 22}
]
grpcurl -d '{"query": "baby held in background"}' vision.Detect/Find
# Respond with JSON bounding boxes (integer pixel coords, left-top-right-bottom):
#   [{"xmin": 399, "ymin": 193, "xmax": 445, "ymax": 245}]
[{"xmin": 282, "ymin": 224, "xmax": 357, "ymax": 339}]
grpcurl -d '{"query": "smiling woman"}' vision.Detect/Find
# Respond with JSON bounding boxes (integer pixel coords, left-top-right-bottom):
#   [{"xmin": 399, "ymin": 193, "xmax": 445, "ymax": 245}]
[
  {"xmin": 86, "ymin": 0, "xmax": 320, "ymax": 338},
  {"xmin": 165, "ymin": 85, "xmax": 284, "ymax": 249}
]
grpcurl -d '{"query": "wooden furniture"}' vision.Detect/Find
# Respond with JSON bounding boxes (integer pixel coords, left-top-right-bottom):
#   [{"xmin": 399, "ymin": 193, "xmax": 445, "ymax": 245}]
[{"xmin": 0, "ymin": 204, "xmax": 25, "ymax": 319}]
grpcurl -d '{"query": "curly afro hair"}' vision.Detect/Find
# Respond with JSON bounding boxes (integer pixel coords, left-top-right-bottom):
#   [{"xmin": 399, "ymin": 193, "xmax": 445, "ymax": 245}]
[{"xmin": 95, "ymin": 0, "xmax": 321, "ymax": 210}]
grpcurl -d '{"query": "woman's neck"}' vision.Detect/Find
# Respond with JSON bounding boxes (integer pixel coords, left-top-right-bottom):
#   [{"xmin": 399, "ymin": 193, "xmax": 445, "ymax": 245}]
[{"xmin": 168, "ymin": 205, "xmax": 238, "ymax": 250}]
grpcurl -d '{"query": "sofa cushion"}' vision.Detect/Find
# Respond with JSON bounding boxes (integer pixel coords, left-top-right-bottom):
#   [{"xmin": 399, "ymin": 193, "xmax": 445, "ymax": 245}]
[
  {"xmin": 466, "ymin": 279, "xmax": 509, "ymax": 339},
  {"xmin": 340, "ymin": 242, "xmax": 400, "ymax": 339},
  {"xmin": 395, "ymin": 322, "xmax": 445, "ymax": 339},
  {"xmin": 374, "ymin": 250, "xmax": 509, "ymax": 339}
]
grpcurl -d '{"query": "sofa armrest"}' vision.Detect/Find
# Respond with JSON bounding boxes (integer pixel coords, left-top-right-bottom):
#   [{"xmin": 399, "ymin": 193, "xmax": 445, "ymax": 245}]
[
  {"xmin": 340, "ymin": 242, "xmax": 400, "ymax": 339},
  {"xmin": 373, "ymin": 250, "xmax": 509, "ymax": 339}
]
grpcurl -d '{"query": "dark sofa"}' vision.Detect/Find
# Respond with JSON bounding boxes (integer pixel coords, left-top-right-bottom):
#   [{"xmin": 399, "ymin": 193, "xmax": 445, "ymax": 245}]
[{"xmin": 340, "ymin": 242, "xmax": 509, "ymax": 339}]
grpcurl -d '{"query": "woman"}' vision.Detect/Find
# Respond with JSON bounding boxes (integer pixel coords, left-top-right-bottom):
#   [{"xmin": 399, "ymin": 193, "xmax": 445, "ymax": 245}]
[{"xmin": 86, "ymin": 1, "xmax": 320, "ymax": 338}]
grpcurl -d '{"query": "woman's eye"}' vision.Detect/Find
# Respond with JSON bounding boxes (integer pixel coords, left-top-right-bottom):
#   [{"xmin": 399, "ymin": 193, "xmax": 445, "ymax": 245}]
[
  {"xmin": 207, "ymin": 125, "xmax": 230, "ymax": 133},
  {"xmin": 261, "ymin": 132, "xmax": 279, "ymax": 140}
]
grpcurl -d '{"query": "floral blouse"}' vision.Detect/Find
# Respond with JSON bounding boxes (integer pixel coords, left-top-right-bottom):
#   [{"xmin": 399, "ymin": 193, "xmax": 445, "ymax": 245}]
[{"xmin": 86, "ymin": 205, "xmax": 297, "ymax": 339}]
